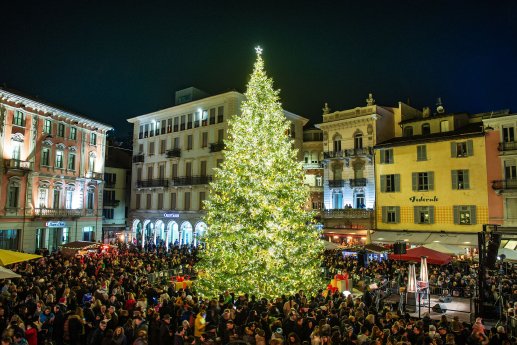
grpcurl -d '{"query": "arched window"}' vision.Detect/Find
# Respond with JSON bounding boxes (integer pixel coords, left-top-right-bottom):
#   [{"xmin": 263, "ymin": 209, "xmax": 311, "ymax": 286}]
[
  {"xmin": 354, "ymin": 132, "xmax": 363, "ymax": 149},
  {"xmin": 421, "ymin": 123, "xmax": 431, "ymax": 135},
  {"xmin": 333, "ymin": 134, "xmax": 342, "ymax": 152},
  {"xmin": 403, "ymin": 126, "xmax": 413, "ymax": 137}
]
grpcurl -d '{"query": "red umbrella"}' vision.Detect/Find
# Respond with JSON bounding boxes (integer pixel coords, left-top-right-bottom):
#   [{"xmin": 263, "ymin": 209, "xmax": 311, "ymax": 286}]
[{"xmin": 388, "ymin": 246, "xmax": 452, "ymax": 265}]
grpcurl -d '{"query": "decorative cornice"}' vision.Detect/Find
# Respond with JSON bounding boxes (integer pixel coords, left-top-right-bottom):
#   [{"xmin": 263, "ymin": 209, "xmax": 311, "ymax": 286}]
[
  {"xmin": 56, "ymin": 143, "xmax": 66, "ymax": 150},
  {"xmin": 11, "ymin": 133, "xmax": 24, "ymax": 142},
  {"xmin": 39, "ymin": 180, "xmax": 51, "ymax": 188},
  {"xmin": 68, "ymin": 146, "xmax": 78, "ymax": 152},
  {"xmin": 42, "ymin": 139, "xmax": 53, "ymax": 147}
]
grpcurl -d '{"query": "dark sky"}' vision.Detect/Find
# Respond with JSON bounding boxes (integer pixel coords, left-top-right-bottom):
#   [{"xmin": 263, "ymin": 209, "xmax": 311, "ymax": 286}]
[{"xmin": 1, "ymin": 1, "xmax": 516, "ymax": 135}]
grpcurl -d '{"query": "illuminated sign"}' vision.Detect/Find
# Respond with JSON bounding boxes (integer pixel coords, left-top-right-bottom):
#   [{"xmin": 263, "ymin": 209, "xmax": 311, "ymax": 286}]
[
  {"xmin": 46, "ymin": 221, "xmax": 66, "ymax": 228},
  {"xmin": 163, "ymin": 213, "xmax": 179, "ymax": 218}
]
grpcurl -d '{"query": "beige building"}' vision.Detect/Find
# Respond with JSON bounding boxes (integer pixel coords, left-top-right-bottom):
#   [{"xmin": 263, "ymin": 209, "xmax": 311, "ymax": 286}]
[
  {"xmin": 127, "ymin": 87, "xmax": 308, "ymax": 248},
  {"xmin": 302, "ymin": 127, "xmax": 324, "ymax": 214}
]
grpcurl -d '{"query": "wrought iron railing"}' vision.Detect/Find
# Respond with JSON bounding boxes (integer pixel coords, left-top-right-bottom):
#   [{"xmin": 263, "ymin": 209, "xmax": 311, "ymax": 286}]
[
  {"xmin": 321, "ymin": 209, "xmax": 373, "ymax": 219},
  {"xmin": 329, "ymin": 180, "xmax": 346, "ymax": 188},
  {"xmin": 492, "ymin": 179, "xmax": 517, "ymax": 190},
  {"xmin": 349, "ymin": 178, "xmax": 367, "ymax": 187}
]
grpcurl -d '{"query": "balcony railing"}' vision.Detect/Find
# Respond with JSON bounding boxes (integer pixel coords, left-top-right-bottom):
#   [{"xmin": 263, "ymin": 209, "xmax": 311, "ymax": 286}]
[
  {"xmin": 170, "ymin": 175, "xmax": 213, "ymax": 186},
  {"xmin": 303, "ymin": 163, "xmax": 323, "ymax": 169},
  {"xmin": 322, "ymin": 208, "xmax": 373, "ymax": 219},
  {"xmin": 498, "ymin": 141, "xmax": 517, "ymax": 151},
  {"xmin": 328, "ymin": 180, "xmax": 346, "ymax": 188},
  {"xmin": 103, "ymin": 200, "xmax": 120, "ymax": 207},
  {"xmin": 166, "ymin": 148, "xmax": 181, "ymax": 158},
  {"xmin": 136, "ymin": 179, "xmax": 169, "ymax": 188},
  {"xmin": 84, "ymin": 171, "xmax": 103, "ymax": 180},
  {"xmin": 349, "ymin": 178, "xmax": 367, "ymax": 187},
  {"xmin": 323, "ymin": 151, "xmax": 345, "ymax": 159},
  {"xmin": 492, "ymin": 179, "xmax": 517, "ymax": 190},
  {"xmin": 132, "ymin": 154, "xmax": 144, "ymax": 163},
  {"xmin": 209, "ymin": 142, "xmax": 225, "ymax": 153},
  {"xmin": 4, "ymin": 159, "xmax": 33, "ymax": 171},
  {"xmin": 345, "ymin": 147, "xmax": 373, "ymax": 157},
  {"xmin": 34, "ymin": 208, "xmax": 83, "ymax": 218}
]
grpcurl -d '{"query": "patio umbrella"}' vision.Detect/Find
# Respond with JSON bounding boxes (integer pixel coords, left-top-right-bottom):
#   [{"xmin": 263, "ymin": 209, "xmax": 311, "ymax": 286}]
[
  {"xmin": 0, "ymin": 266, "xmax": 21, "ymax": 279},
  {"xmin": 407, "ymin": 263, "xmax": 417, "ymax": 293},
  {"xmin": 0, "ymin": 249, "xmax": 42, "ymax": 266}
]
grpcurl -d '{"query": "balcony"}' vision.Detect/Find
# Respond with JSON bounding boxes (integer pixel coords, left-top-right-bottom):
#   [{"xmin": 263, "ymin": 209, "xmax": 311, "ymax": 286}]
[
  {"xmin": 166, "ymin": 148, "xmax": 181, "ymax": 158},
  {"xmin": 492, "ymin": 179, "xmax": 517, "ymax": 191},
  {"xmin": 323, "ymin": 151, "xmax": 345, "ymax": 159},
  {"xmin": 349, "ymin": 178, "xmax": 367, "ymax": 187},
  {"xmin": 34, "ymin": 208, "xmax": 83, "ymax": 218},
  {"xmin": 498, "ymin": 141, "xmax": 517, "ymax": 151},
  {"xmin": 170, "ymin": 175, "xmax": 213, "ymax": 186},
  {"xmin": 103, "ymin": 200, "xmax": 120, "ymax": 207},
  {"xmin": 4, "ymin": 159, "xmax": 33, "ymax": 173},
  {"xmin": 322, "ymin": 208, "xmax": 373, "ymax": 219},
  {"xmin": 132, "ymin": 154, "xmax": 144, "ymax": 163},
  {"xmin": 209, "ymin": 142, "xmax": 225, "ymax": 153},
  {"xmin": 84, "ymin": 171, "xmax": 103, "ymax": 180},
  {"xmin": 328, "ymin": 180, "xmax": 346, "ymax": 188},
  {"xmin": 136, "ymin": 179, "xmax": 169, "ymax": 188},
  {"xmin": 303, "ymin": 163, "xmax": 323, "ymax": 169},
  {"xmin": 345, "ymin": 147, "xmax": 373, "ymax": 157}
]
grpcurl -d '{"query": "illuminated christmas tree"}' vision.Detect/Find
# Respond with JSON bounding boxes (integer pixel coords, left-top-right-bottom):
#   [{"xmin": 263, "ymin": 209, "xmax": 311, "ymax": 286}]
[{"xmin": 196, "ymin": 47, "xmax": 324, "ymax": 299}]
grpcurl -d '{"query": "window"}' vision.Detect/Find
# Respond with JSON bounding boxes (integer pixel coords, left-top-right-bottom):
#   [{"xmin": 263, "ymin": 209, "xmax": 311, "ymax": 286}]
[
  {"xmin": 451, "ymin": 140, "xmax": 473, "ymax": 157},
  {"xmin": 146, "ymin": 194, "xmax": 152, "ymax": 209},
  {"xmin": 452, "ymin": 170, "xmax": 470, "ymax": 190},
  {"xmin": 144, "ymin": 124, "xmax": 149, "ymax": 138},
  {"xmin": 184, "ymin": 192, "xmax": 191, "ymax": 211},
  {"xmin": 103, "ymin": 209, "xmax": 114, "ymax": 220},
  {"xmin": 173, "ymin": 117, "xmax": 179, "ymax": 132},
  {"xmin": 380, "ymin": 149, "xmax": 394, "ymax": 164},
  {"xmin": 333, "ymin": 135, "xmax": 342, "ymax": 152},
  {"xmin": 90, "ymin": 133, "xmax": 97, "ymax": 145},
  {"xmin": 161, "ymin": 119, "xmax": 166, "ymax": 134},
  {"xmin": 199, "ymin": 191, "xmax": 206, "ymax": 210},
  {"xmin": 43, "ymin": 119, "xmax": 52, "ymax": 134},
  {"xmin": 58, "ymin": 123, "xmax": 65, "ymax": 137},
  {"xmin": 38, "ymin": 188, "xmax": 48, "ymax": 208},
  {"xmin": 201, "ymin": 132, "xmax": 208, "ymax": 148},
  {"xmin": 69, "ymin": 127, "xmax": 77, "ymax": 140},
  {"xmin": 185, "ymin": 162, "xmax": 192, "ymax": 177},
  {"xmin": 41, "ymin": 148, "xmax": 50, "ymax": 166},
  {"xmin": 82, "ymin": 227, "xmax": 94, "ymax": 242},
  {"xmin": 13, "ymin": 110, "xmax": 25, "ymax": 127},
  {"xmin": 453, "ymin": 205, "xmax": 476, "ymax": 225},
  {"xmin": 505, "ymin": 160, "xmax": 517, "ymax": 179},
  {"xmin": 403, "ymin": 126, "xmax": 413, "ymax": 137},
  {"xmin": 55, "ymin": 151, "xmax": 64, "ymax": 169},
  {"xmin": 217, "ymin": 106, "xmax": 224, "ymax": 123},
  {"xmin": 355, "ymin": 192, "xmax": 365, "ymax": 209},
  {"xmin": 422, "ymin": 123, "xmax": 431, "ymax": 135},
  {"xmin": 412, "ymin": 172, "xmax": 434, "ymax": 191},
  {"xmin": 200, "ymin": 161, "xmax": 207, "ymax": 177},
  {"xmin": 68, "ymin": 154, "xmax": 76, "ymax": 170},
  {"xmin": 332, "ymin": 191, "xmax": 343, "ymax": 209},
  {"xmin": 316, "ymin": 176, "xmax": 323, "ymax": 187},
  {"xmin": 209, "ymin": 108, "xmax": 216, "ymax": 125},
  {"xmin": 380, "ymin": 174, "xmax": 400, "ymax": 192},
  {"xmin": 503, "ymin": 126, "xmax": 515, "ymax": 143},
  {"xmin": 217, "ymin": 129, "xmax": 224, "ymax": 143},
  {"xmin": 217, "ymin": 159, "xmax": 223, "ymax": 167},
  {"xmin": 354, "ymin": 133, "xmax": 363, "ymax": 149},
  {"xmin": 89, "ymin": 155, "xmax": 95, "ymax": 172},
  {"xmin": 139, "ymin": 125, "xmax": 144, "ymax": 139},
  {"xmin": 170, "ymin": 193, "xmax": 177, "ymax": 209},
  {"xmin": 382, "ymin": 206, "xmax": 400, "ymax": 223},
  {"xmin": 66, "ymin": 190, "xmax": 73, "ymax": 209},
  {"xmin": 87, "ymin": 191, "xmax": 94, "ymax": 209},
  {"xmin": 180, "ymin": 115, "xmax": 186, "ymax": 131},
  {"xmin": 149, "ymin": 142, "xmax": 155, "ymax": 156},
  {"xmin": 160, "ymin": 139, "xmax": 166, "ymax": 154},
  {"xmin": 187, "ymin": 135, "xmax": 193, "ymax": 150},
  {"xmin": 12, "ymin": 142, "xmax": 21, "ymax": 160},
  {"xmin": 417, "ymin": 145, "xmax": 427, "ymax": 161},
  {"xmin": 158, "ymin": 193, "xmax": 164, "ymax": 210},
  {"xmin": 414, "ymin": 206, "xmax": 434, "ymax": 224},
  {"xmin": 195, "ymin": 111, "xmax": 203, "ymax": 128},
  {"xmin": 53, "ymin": 189, "xmax": 61, "ymax": 209},
  {"xmin": 187, "ymin": 113, "xmax": 193, "ymax": 129},
  {"xmin": 136, "ymin": 194, "xmax": 141, "ymax": 209},
  {"xmin": 171, "ymin": 163, "xmax": 178, "ymax": 178},
  {"xmin": 147, "ymin": 166, "xmax": 153, "ymax": 180},
  {"xmin": 167, "ymin": 119, "xmax": 173, "ymax": 133},
  {"xmin": 440, "ymin": 120, "xmax": 449, "ymax": 132},
  {"xmin": 173, "ymin": 137, "xmax": 180, "ymax": 149},
  {"xmin": 137, "ymin": 167, "xmax": 142, "ymax": 181},
  {"xmin": 7, "ymin": 184, "xmax": 19, "ymax": 208}
]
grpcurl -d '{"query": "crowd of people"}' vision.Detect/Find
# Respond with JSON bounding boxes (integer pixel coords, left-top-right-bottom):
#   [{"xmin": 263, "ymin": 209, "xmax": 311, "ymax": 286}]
[{"xmin": 0, "ymin": 244, "xmax": 514, "ymax": 345}]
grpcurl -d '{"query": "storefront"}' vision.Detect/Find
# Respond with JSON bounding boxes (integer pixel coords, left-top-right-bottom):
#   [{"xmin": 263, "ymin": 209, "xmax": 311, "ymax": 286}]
[
  {"xmin": 35, "ymin": 221, "xmax": 70, "ymax": 252},
  {"xmin": 0, "ymin": 229, "xmax": 20, "ymax": 250}
]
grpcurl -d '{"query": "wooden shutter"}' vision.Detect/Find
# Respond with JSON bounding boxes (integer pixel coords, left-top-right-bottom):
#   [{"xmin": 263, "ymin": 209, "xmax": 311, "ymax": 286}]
[
  {"xmin": 382, "ymin": 206, "xmax": 387, "ymax": 223},
  {"xmin": 414, "ymin": 206, "xmax": 419, "ymax": 223},
  {"xmin": 470, "ymin": 205, "xmax": 477, "ymax": 224},
  {"xmin": 395, "ymin": 206, "xmax": 400, "ymax": 223},
  {"xmin": 380, "ymin": 175, "xmax": 387, "ymax": 192},
  {"xmin": 428, "ymin": 171, "xmax": 434, "ymax": 191},
  {"xmin": 389, "ymin": 149, "xmax": 394, "ymax": 163},
  {"xmin": 429, "ymin": 206, "xmax": 435, "ymax": 224},
  {"xmin": 453, "ymin": 205, "xmax": 460, "ymax": 224},
  {"xmin": 380, "ymin": 150, "xmax": 385, "ymax": 163},
  {"xmin": 463, "ymin": 170, "xmax": 470, "ymax": 189},
  {"xmin": 451, "ymin": 170, "xmax": 458, "ymax": 189},
  {"xmin": 466, "ymin": 140, "xmax": 474, "ymax": 156},
  {"xmin": 412, "ymin": 172, "xmax": 418, "ymax": 191},
  {"xmin": 395, "ymin": 174, "xmax": 401, "ymax": 192},
  {"xmin": 451, "ymin": 142, "xmax": 457, "ymax": 157}
]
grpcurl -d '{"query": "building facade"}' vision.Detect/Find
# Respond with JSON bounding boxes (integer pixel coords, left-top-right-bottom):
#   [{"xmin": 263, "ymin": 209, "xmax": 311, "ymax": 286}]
[
  {"xmin": 373, "ymin": 104, "xmax": 489, "ymax": 246},
  {"xmin": 0, "ymin": 88, "xmax": 112, "ymax": 252},
  {"xmin": 302, "ymin": 127, "xmax": 324, "ymax": 214},
  {"xmin": 127, "ymin": 88, "xmax": 308, "ymax": 249},
  {"xmin": 102, "ymin": 145, "xmax": 132, "ymax": 243}
]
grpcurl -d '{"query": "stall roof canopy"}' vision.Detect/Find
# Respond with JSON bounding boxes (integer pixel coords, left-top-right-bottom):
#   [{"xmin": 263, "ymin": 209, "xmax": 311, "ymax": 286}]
[
  {"xmin": 372, "ymin": 231, "xmax": 478, "ymax": 246},
  {"xmin": 344, "ymin": 243, "xmax": 388, "ymax": 253},
  {"xmin": 388, "ymin": 246, "xmax": 452, "ymax": 265},
  {"xmin": 61, "ymin": 241, "xmax": 99, "ymax": 250}
]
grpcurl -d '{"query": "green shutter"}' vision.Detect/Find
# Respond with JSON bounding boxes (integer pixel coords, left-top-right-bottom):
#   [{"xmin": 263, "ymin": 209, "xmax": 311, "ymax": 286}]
[
  {"xmin": 395, "ymin": 206, "xmax": 400, "ymax": 223},
  {"xmin": 466, "ymin": 140, "xmax": 474, "ymax": 156},
  {"xmin": 451, "ymin": 170, "xmax": 458, "ymax": 190},
  {"xmin": 412, "ymin": 172, "xmax": 418, "ymax": 191},
  {"xmin": 428, "ymin": 171, "xmax": 434, "ymax": 191},
  {"xmin": 429, "ymin": 206, "xmax": 435, "ymax": 224},
  {"xmin": 389, "ymin": 149, "xmax": 394, "ymax": 163},
  {"xmin": 464, "ymin": 170, "xmax": 470, "ymax": 189},
  {"xmin": 451, "ymin": 142, "xmax": 457, "ymax": 157},
  {"xmin": 380, "ymin": 150, "xmax": 385, "ymax": 163},
  {"xmin": 380, "ymin": 175, "xmax": 387, "ymax": 192},
  {"xmin": 470, "ymin": 205, "xmax": 477, "ymax": 224},
  {"xmin": 414, "ymin": 206, "xmax": 419, "ymax": 223},
  {"xmin": 395, "ymin": 174, "xmax": 401, "ymax": 192},
  {"xmin": 382, "ymin": 206, "xmax": 387, "ymax": 223},
  {"xmin": 453, "ymin": 205, "xmax": 459, "ymax": 224}
]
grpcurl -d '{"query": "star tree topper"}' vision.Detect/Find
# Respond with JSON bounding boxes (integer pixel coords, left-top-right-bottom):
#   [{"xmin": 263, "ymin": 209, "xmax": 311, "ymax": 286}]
[{"xmin": 255, "ymin": 46, "xmax": 263, "ymax": 55}]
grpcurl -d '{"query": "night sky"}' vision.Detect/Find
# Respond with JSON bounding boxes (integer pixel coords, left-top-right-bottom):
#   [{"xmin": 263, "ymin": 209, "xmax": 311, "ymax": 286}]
[{"xmin": 1, "ymin": 1, "xmax": 516, "ymax": 136}]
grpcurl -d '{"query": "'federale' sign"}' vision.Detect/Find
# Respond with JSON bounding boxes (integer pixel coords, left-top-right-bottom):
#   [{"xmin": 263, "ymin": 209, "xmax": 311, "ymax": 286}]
[
  {"xmin": 409, "ymin": 196, "xmax": 438, "ymax": 202},
  {"xmin": 163, "ymin": 213, "xmax": 179, "ymax": 218},
  {"xmin": 46, "ymin": 221, "xmax": 67, "ymax": 228}
]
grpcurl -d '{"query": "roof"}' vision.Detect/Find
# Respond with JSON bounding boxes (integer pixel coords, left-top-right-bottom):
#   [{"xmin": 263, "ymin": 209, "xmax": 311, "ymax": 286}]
[
  {"xmin": 0, "ymin": 87, "xmax": 113, "ymax": 130},
  {"xmin": 399, "ymin": 112, "xmax": 466, "ymax": 125},
  {"xmin": 375, "ymin": 122, "xmax": 484, "ymax": 148}
]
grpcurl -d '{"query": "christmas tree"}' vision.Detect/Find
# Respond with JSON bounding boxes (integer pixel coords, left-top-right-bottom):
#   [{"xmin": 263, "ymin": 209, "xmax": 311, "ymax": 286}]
[{"xmin": 196, "ymin": 47, "xmax": 325, "ymax": 299}]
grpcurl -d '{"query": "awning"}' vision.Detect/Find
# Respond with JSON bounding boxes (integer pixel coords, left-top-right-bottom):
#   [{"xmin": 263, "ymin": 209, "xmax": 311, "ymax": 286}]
[
  {"xmin": 323, "ymin": 229, "xmax": 368, "ymax": 236},
  {"xmin": 371, "ymin": 231, "xmax": 478, "ymax": 246}
]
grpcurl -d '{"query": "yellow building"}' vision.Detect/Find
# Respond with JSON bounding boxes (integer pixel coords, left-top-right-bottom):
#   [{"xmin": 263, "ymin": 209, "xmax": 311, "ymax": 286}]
[{"xmin": 373, "ymin": 106, "xmax": 488, "ymax": 245}]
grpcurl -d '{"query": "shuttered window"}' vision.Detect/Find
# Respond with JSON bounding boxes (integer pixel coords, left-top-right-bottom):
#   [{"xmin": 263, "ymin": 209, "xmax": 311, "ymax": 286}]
[
  {"xmin": 451, "ymin": 140, "xmax": 474, "ymax": 157},
  {"xmin": 414, "ymin": 206, "xmax": 435, "ymax": 224},
  {"xmin": 412, "ymin": 172, "xmax": 434, "ymax": 191},
  {"xmin": 453, "ymin": 205, "xmax": 476, "ymax": 225},
  {"xmin": 380, "ymin": 174, "xmax": 400, "ymax": 192},
  {"xmin": 382, "ymin": 206, "xmax": 400, "ymax": 223},
  {"xmin": 451, "ymin": 170, "xmax": 470, "ymax": 190},
  {"xmin": 417, "ymin": 145, "xmax": 427, "ymax": 161}
]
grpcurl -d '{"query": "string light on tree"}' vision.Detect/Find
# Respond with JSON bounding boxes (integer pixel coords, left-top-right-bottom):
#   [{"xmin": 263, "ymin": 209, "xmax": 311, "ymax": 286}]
[{"xmin": 195, "ymin": 47, "xmax": 325, "ymax": 299}]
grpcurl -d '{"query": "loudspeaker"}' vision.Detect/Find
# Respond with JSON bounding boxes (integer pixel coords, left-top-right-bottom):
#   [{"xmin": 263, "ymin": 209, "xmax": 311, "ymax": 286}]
[
  {"xmin": 394, "ymin": 242, "xmax": 407, "ymax": 254},
  {"xmin": 486, "ymin": 233, "xmax": 502, "ymax": 270},
  {"xmin": 432, "ymin": 303, "xmax": 447, "ymax": 313}
]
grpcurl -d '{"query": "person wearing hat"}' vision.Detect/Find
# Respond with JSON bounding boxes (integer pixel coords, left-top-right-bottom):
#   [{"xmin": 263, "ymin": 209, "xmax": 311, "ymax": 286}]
[{"xmin": 159, "ymin": 314, "xmax": 173, "ymax": 345}]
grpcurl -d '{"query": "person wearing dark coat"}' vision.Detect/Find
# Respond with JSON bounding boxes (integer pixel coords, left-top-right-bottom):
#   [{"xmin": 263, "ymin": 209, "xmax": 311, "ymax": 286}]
[
  {"xmin": 87, "ymin": 320, "xmax": 107, "ymax": 345},
  {"xmin": 52, "ymin": 305, "xmax": 65, "ymax": 345},
  {"xmin": 159, "ymin": 315, "xmax": 174, "ymax": 345}
]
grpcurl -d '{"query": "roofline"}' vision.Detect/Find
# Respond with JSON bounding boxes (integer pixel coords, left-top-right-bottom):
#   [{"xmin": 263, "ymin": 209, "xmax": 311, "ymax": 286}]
[
  {"xmin": 374, "ymin": 130, "xmax": 485, "ymax": 148},
  {"xmin": 0, "ymin": 88, "xmax": 113, "ymax": 131}
]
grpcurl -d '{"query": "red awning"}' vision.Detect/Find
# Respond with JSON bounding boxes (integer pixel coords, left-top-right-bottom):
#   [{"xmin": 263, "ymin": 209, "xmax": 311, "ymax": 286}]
[{"xmin": 388, "ymin": 246, "xmax": 452, "ymax": 265}]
